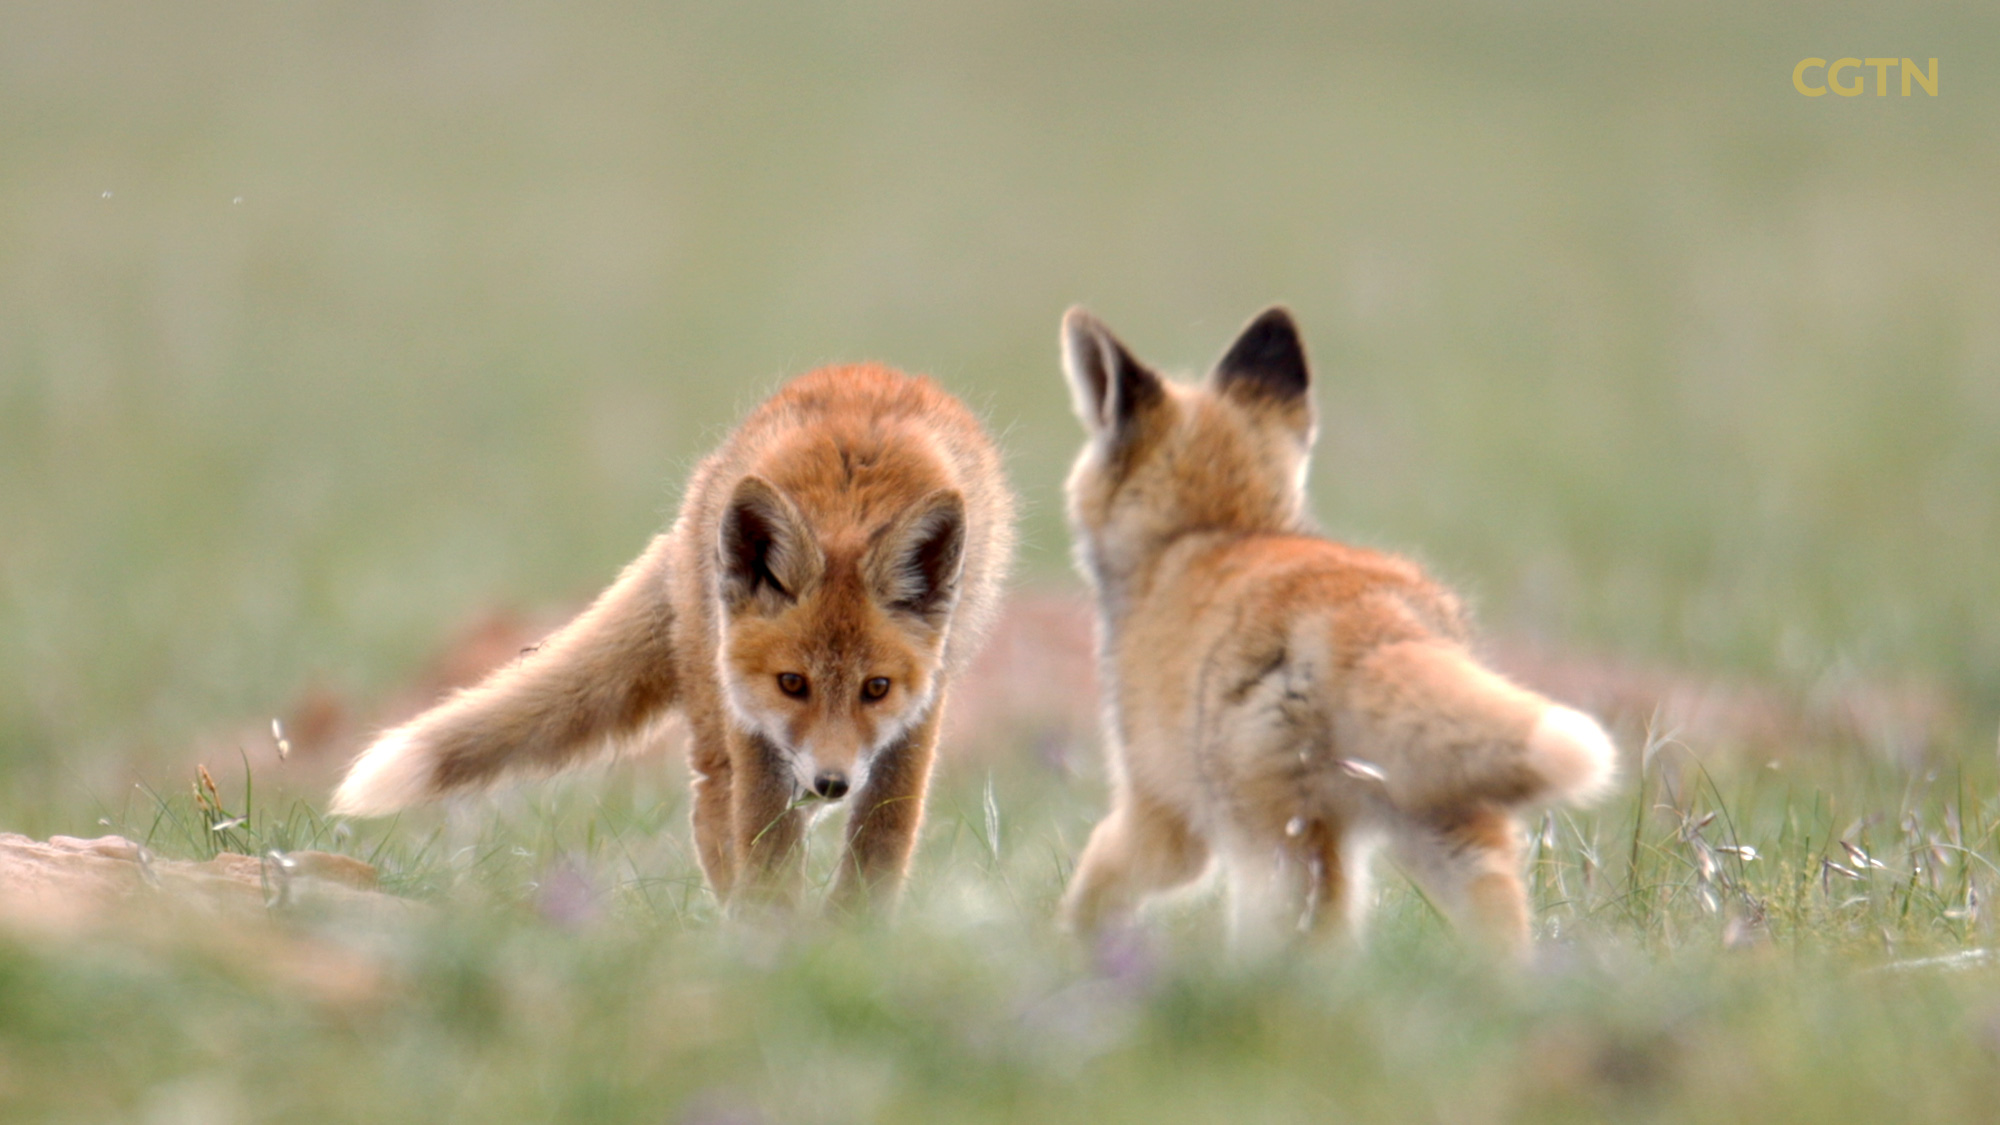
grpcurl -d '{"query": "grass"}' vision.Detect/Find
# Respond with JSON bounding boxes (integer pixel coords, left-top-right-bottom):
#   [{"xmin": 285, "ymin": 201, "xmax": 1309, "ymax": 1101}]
[
  {"xmin": 3, "ymin": 0, "xmax": 1999, "ymax": 1120},
  {"xmin": 5, "ymin": 737, "xmax": 2000, "ymax": 1122}
]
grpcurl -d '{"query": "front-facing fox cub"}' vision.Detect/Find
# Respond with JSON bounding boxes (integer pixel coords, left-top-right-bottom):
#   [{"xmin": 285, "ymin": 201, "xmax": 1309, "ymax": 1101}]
[
  {"xmin": 1057, "ymin": 307, "xmax": 1615, "ymax": 954},
  {"xmin": 332, "ymin": 364, "xmax": 1015, "ymax": 908}
]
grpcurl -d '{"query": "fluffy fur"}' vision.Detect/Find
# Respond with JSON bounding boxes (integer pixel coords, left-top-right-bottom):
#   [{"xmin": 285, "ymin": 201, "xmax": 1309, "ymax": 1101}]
[
  {"xmin": 333, "ymin": 364, "xmax": 1015, "ymax": 908},
  {"xmin": 1056, "ymin": 307, "xmax": 1616, "ymax": 954}
]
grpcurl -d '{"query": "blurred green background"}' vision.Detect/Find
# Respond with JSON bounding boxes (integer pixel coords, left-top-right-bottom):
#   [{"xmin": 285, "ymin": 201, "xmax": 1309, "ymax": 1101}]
[{"xmin": 3, "ymin": 0, "xmax": 1996, "ymax": 794}]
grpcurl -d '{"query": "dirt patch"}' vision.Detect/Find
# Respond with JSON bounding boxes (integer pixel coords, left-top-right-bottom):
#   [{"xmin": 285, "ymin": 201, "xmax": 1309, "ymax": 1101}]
[
  {"xmin": 0, "ymin": 833, "xmax": 423, "ymax": 1006},
  {"xmin": 0, "ymin": 833, "xmax": 394, "ymax": 929}
]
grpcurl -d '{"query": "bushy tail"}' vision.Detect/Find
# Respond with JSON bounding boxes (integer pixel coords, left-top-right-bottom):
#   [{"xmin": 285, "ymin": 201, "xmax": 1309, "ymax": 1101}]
[
  {"xmin": 331, "ymin": 534, "xmax": 681, "ymax": 816},
  {"xmin": 1348, "ymin": 641, "xmax": 1617, "ymax": 812}
]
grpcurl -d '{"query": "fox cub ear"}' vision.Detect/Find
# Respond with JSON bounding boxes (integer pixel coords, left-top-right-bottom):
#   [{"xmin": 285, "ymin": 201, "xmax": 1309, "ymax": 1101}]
[
  {"xmin": 1060, "ymin": 307, "xmax": 1165, "ymax": 443},
  {"xmin": 865, "ymin": 489, "xmax": 967, "ymax": 625},
  {"xmin": 720, "ymin": 476, "xmax": 825, "ymax": 610},
  {"xmin": 1212, "ymin": 306, "xmax": 1311, "ymax": 406}
]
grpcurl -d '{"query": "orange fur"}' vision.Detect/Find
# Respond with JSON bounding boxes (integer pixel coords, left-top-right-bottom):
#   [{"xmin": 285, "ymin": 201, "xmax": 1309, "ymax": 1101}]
[
  {"xmin": 332, "ymin": 364, "xmax": 1015, "ymax": 909},
  {"xmin": 1056, "ymin": 308, "xmax": 1615, "ymax": 955}
]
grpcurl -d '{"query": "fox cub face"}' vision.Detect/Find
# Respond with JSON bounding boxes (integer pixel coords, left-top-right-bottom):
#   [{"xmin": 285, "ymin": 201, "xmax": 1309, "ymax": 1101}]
[
  {"xmin": 1061, "ymin": 308, "xmax": 1319, "ymax": 578},
  {"xmin": 716, "ymin": 476, "xmax": 966, "ymax": 800}
]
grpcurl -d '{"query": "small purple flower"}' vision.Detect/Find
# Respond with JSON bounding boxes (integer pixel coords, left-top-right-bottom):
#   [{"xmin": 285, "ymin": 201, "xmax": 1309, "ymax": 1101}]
[{"xmin": 534, "ymin": 856, "xmax": 601, "ymax": 928}]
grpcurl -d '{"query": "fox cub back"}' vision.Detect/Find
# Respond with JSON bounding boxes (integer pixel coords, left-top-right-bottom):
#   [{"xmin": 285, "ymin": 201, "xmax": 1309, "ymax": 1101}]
[
  {"xmin": 1057, "ymin": 307, "xmax": 1614, "ymax": 954},
  {"xmin": 334, "ymin": 364, "xmax": 1015, "ymax": 909}
]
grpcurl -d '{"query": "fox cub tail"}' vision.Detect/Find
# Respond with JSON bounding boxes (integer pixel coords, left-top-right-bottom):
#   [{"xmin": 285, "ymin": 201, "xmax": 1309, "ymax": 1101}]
[
  {"xmin": 1352, "ymin": 641, "xmax": 1617, "ymax": 813},
  {"xmin": 330, "ymin": 535, "xmax": 681, "ymax": 817}
]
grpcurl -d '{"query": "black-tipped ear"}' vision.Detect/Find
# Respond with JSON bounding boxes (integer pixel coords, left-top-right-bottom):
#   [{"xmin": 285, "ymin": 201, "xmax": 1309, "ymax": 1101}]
[
  {"xmin": 1060, "ymin": 306, "xmax": 1164, "ymax": 442},
  {"xmin": 865, "ymin": 490, "xmax": 966, "ymax": 625},
  {"xmin": 719, "ymin": 476, "xmax": 823, "ymax": 610},
  {"xmin": 1212, "ymin": 306, "xmax": 1310, "ymax": 404}
]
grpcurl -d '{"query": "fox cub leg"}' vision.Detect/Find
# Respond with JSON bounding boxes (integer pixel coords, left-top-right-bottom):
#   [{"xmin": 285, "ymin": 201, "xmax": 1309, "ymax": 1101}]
[
  {"xmin": 686, "ymin": 713, "xmax": 739, "ymax": 898},
  {"xmin": 1391, "ymin": 806, "xmax": 1531, "ymax": 956},
  {"xmin": 1061, "ymin": 794, "xmax": 1211, "ymax": 936},
  {"xmin": 1215, "ymin": 825, "xmax": 1361, "ymax": 953},
  {"xmin": 727, "ymin": 730, "xmax": 810, "ymax": 908},
  {"xmin": 830, "ymin": 708, "xmax": 944, "ymax": 910},
  {"xmin": 1294, "ymin": 820, "xmax": 1364, "ymax": 941}
]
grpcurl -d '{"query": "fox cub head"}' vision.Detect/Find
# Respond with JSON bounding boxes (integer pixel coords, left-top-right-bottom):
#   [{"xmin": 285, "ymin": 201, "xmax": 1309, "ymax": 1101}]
[
  {"xmin": 1061, "ymin": 306, "xmax": 1317, "ymax": 586},
  {"xmin": 716, "ymin": 476, "xmax": 966, "ymax": 801}
]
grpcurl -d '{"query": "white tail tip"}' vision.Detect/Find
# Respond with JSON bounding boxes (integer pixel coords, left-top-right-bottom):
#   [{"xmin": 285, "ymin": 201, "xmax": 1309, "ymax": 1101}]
[
  {"xmin": 329, "ymin": 729, "xmax": 432, "ymax": 817},
  {"xmin": 1528, "ymin": 705, "xmax": 1618, "ymax": 804}
]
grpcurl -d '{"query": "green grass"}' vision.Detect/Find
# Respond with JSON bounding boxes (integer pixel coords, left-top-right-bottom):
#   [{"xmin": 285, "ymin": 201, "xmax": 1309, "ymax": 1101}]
[
  {"xmin": 5, "ymin": 741, "xmax": 2000, "ymax": 1122},
  {"xmin": 4, "ymin": 1, "xmax": 2000, "ymax": 1120}
]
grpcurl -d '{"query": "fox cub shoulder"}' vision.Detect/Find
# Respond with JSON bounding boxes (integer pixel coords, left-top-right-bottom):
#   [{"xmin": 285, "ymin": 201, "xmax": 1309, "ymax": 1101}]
[
  {"xmin": 1057, "ymin": 308, "xmax": 1614, "ymax": 954},
  {"xmin": 334, "ymin": 363, "xmax": 1015, "ymax": 908}
]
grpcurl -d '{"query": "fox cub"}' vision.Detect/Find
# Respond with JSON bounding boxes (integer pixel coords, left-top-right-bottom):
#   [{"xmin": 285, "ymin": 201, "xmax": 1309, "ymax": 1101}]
[
  {"xmin": 333, "ymin": 364, "xmax": 1015, "ymax": 907},
  {"xmin": 1056, "ymin": 308, "xmax": 1615, "ymax": 953}
]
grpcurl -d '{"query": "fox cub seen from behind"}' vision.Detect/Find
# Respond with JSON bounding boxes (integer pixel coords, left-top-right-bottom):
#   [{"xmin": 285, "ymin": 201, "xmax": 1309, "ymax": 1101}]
[
  {"xmin": 1057, "ymin": 307, "xmax": 1615, "ymax": 953},
  {"xmin": 332, "ymin": 364, "xmax": 1015, "ymax": 908}
]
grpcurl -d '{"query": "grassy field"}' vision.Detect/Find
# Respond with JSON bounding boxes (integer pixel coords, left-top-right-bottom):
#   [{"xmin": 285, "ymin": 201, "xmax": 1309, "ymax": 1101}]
[
  {"xmin": 6, "ymin": 745, "xmax": 2000, "ymax": 1122},
  {"xmin": 3, "ymin": 1, "xmax": 1999, "ymax": 1120}
]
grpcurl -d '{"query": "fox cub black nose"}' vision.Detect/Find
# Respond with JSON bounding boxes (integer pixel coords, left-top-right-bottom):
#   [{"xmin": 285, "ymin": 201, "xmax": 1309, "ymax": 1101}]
[{"xmin": 813, "ymin": 770, "xmax": 850, "ymax": 800}]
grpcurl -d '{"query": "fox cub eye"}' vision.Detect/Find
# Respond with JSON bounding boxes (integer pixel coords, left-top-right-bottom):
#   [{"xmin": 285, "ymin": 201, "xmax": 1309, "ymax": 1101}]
[
  {"xmin": 777, "ymin": 673, "xmax": 808, "ymax": 699},
  {"xmin": 861, "ymin": 677, "xmax": 891, "ymax": 702}
]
